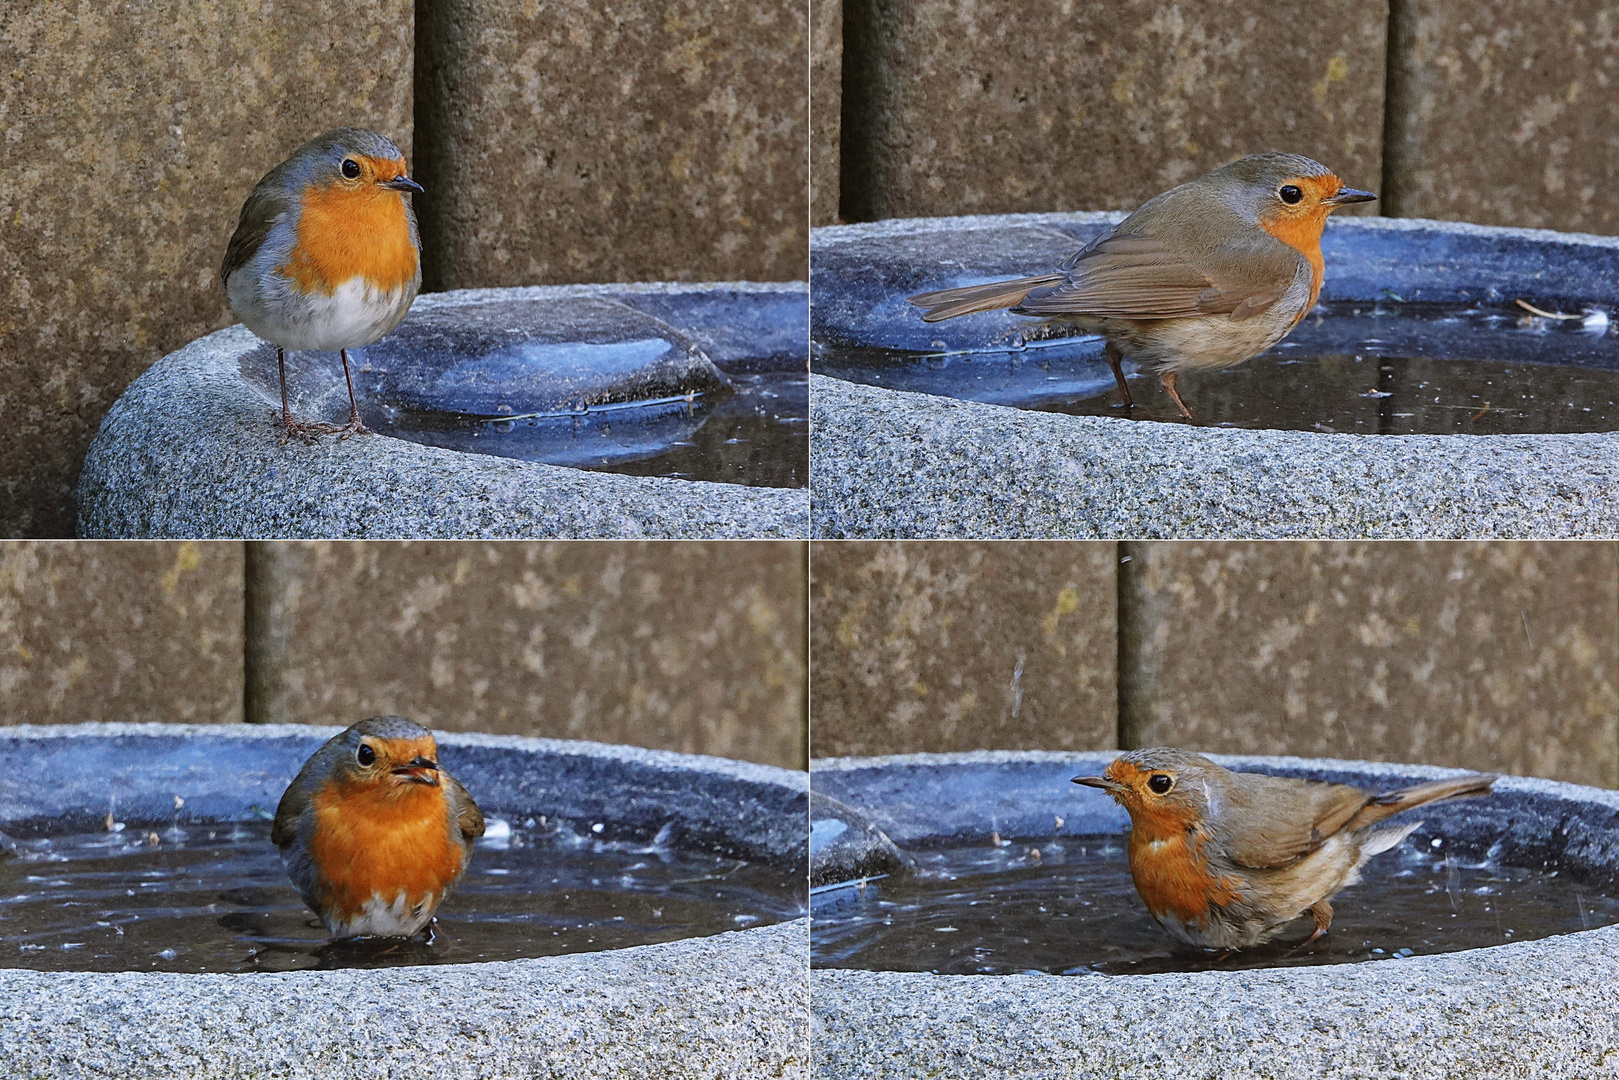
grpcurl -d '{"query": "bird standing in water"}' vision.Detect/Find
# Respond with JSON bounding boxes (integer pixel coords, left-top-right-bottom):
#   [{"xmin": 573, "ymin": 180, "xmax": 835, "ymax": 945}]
[
  {"xmin": 1073, "ymin": 748, "xmax": 1495, "ymax": 951},
  {"xmin": 909, "ymin": 153, "xmax": 1376, "ymax": 419},
  {"xmin": 272, "ymin": 716, "xmax": 484, "ymax": 939}
]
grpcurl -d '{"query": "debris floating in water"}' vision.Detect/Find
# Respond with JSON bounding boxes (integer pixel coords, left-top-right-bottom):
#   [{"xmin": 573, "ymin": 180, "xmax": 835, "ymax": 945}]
[
  {"xmin": 1515, "ymin": 299, "xmax": 1586, "ymax": 320},
  {"xmin": 1515, "ymin": 298, "xmax": 1609, "ymax": 335}
]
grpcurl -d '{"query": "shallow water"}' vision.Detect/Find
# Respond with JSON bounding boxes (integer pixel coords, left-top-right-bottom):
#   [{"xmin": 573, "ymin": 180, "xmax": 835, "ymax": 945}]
[
  {"xmin": 814, "ymin": 301, "xmax": 1619, "ymax": 435},
  {"xmin": 0, "ymin": 819, "xmax": 803, "ymax": 973},
  {"xmin": 370, "ymin": 370, "xmax": 808, "ymax": 488},
  {"xmin": 809, "ymin": 834, "xmax": 1619, "ymax": 975}
]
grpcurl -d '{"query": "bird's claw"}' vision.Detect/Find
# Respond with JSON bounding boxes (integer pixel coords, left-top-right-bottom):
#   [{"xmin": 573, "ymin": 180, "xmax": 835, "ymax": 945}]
[{"xmin": 275, "ymin": 412, "xmax": 371, "ymax": 444}]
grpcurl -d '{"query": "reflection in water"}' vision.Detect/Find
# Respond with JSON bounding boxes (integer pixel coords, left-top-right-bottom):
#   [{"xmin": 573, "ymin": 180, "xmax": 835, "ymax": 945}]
[
  {"xmin": 814, "ymin": 302, "xmax": 1619, "ymax": 436},
  {"xmin": 371, "ymin": 370, "xmax": 807, "ymax": 489},
  {"xmin": 404, "ymin": 338, "xmax": 696, "ymax": 416},
  {"xmin": 0, "ymin": 819, "xmax": 803, "ymax": 973},
  {"xmin": 810, "ymin": 835, "xmax": 1619, "ymax": 976}
]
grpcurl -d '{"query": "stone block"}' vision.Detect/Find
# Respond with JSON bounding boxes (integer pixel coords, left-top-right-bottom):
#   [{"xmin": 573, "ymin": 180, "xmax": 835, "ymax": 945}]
[
  {"xmin": 1385, "ymin": 0, "xmax": 1619, "ymax": 233},
  {"xmin": 0, "ymin": 0, "xmax": 413, "ymax": 536},
  {"xmin": 840, "ymin": 0, "xmax": 1386, "ymax": 222},
  {"xmin": 812, "ymin": 0, "xmax": 843, "ymax": 225},
  {"xmin": 415, "ymin": 0, "xmax": 809, "ymax": 291},
  {"xmin": 245, "ymin": 541, "xmax": 807, "ymax": 768},
  {"xmin": 0, "ymin": 541, "xmax": 244, "ymax": 724},
  {"xmin": 809, "ymin": 541, "xmax": 1116, "ymax": 757},
  {"xmin": 1119, "ymin": 541, "xmax": 1619, "ymax": 786}
]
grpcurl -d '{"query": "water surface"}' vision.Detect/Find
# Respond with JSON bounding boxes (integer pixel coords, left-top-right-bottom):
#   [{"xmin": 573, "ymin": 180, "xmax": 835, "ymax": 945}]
[
  {"xmin": 1, "ymin": 818, "xmax": 803, "ymax": 973},
  {"xmin": 810, "ymin": 834, "xmax": 1619, "ymax": 975},
  {"xmin": 814, "ymin": 301, "xmax": 1619, "ymax": 435}
]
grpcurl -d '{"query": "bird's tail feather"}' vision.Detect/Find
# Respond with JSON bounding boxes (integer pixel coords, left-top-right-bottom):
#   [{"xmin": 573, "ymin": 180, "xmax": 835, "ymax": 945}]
[
  {"xmin": 1350, "ymin": 774, "xmax": 1497, "ymax": 831},
  {"xmin": 908, "ymin": 274, "xmax": 1066, "ymax": 322}
]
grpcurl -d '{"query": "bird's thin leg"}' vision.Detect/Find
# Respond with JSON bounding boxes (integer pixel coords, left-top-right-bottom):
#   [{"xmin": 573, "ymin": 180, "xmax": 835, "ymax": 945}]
[
  {"xmin": 333, "ymin": 348, "xmax": 373, "ymax": 439},
  {"xmin": 1105, "ymin": 341, "xmax": 1133, "ymax": 408},
  {"xmin": 1288, "ymin": 899, "xmax": 1333, "ymax": 954},
  {"xmin": 1161, "ymin": 371, "xmax": 1196, "ymax": 421},
  {"xmin": 274, "ymin": 347, "xmax": 331, "ymax": 444},
  {"xmin": 278, "ymin": 346, "xmax": 292, "ymax": 426},
  {"xmin": 271, "ymin": 348, "xmax": 344, "ymax": 446}
]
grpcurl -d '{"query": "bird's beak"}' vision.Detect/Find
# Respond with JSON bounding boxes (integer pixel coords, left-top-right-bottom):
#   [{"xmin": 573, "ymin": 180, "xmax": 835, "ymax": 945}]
[
  {"xmin": 392, "ymin": 756, "xmax": 441, "ymax": 785},
  {"xmin": 1324, "ymin": 187, "xmax": 1377, "ymax": 207},
  {"xmin": 381, "ymin": 175, "xmax": 424, "ymax": 194},
  {"xmin": 1072, "ymin": 775, "xmax": 1124, "ymax": 794}
]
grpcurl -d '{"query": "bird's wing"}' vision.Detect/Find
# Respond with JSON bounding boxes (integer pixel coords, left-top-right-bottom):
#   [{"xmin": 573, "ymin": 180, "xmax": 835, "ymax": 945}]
[
  {"xmin": 221, "ymin": 179, "xmax": 293, "ymax": 284},
  {"xmin": 269, "ymin": 773, "xmax": 309, "ymax": 849},
  {"xmin": 446, "ymin": 773, "xmax": 486, "ymax": 845},
  {"xmin": 1015, "ymin": 231, "xmax": 1302, "ymax": 322},
  {"xmin": 1214, "ymin": 773, "xmax": 1373, "ymax": 869}
]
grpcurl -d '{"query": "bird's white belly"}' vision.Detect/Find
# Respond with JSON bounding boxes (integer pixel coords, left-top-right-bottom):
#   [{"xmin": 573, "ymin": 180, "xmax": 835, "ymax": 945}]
[
  {"xmin": 229, "ymin": 272, "xmax": 414, "ymax": 352},
  {"xmin": 332, "ymin": 888, "xmax": 439, "ymax": 938}
]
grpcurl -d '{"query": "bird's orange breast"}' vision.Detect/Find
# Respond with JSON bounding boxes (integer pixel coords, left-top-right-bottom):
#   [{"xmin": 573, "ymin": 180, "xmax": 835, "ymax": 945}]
[
  {"xmin": 308, "ymin": 778, "xmax": 463, "ymax": 920},
  {"xmin": 1125, "ymin": 806, "xmax": 1242, "ymax": 926},
  {"xmin": 282, "ymin": 181, "xmax": 418, "ymax": 297}
]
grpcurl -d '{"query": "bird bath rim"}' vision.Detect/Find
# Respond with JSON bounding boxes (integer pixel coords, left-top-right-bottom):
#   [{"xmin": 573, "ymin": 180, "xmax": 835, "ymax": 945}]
[{"xmin": 77, "ymin": 280, "xmax": 809, "ymax": 540}]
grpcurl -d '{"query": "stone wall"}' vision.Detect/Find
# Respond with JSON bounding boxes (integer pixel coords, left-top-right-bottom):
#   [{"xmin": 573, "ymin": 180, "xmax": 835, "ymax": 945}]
[
  {"xmin": 1382, "ymin": 0, "xmax": 1619, "ymax": 232},
  {"xmin": 837, "ymin": 0, "xmax": 1387, "ymax": 222},
  {"xmin": 414, "ymin": 0, "xmax": 808, "ymax": 291},
  {"xmin": 829, "ymin": 0, "xmax": 1619, "ymax": 237},
  {"xmin": 810, "ymin": 541, "xmax": 1117, "ymax": 755},
  {"xmin": 810, "ymin": 541, "xmax": 1619, "ymax": 788},
  {"xmin": 0, "ymin": 0, "xmax": 808, "ymax": 537},
  {"xmin": 0, "ymin": 542, "xmax": 246, "ymax": 725},
  {"xmin": 0, "ymin": 540, "xmax": 808, "ymax": 769},
  {"xmin": 812, "ymin": 0, "xmax": 843, "ymax": 226},
  {"xmin": 7, "ymin": 539, "xmax": 1616, "ymax": 785}
]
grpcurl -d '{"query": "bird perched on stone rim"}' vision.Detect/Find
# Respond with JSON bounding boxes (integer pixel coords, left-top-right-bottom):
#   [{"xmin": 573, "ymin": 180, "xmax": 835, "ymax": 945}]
[
  {"xmin": 222, "ymin": 127, "xmax": 423, "ymax": 443},
  {"xmin": 1073, "ymin": 748, "xmax": 1495, "ymax": 951},
  {"xmin": 272, "ymin": 716, "xmax": 484, "ymax": 939},
  {"xmin": 909, "ymin": 153, "xmax": 1376, "ymax": 420}
]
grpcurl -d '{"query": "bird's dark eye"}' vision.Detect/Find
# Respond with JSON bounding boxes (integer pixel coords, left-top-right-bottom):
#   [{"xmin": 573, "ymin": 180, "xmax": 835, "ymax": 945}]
[
  {"xmin": 356, "ymin": 743, "xmax": 376, "ymax": 766},
  {"xmin": 1147, "ymin": 773, "xmax": 1174, "ymax": 795},
  {"xmin": 341, "ymin": 158, "xmax": 362, "ymax": 180},
  {"xmin": 1279, "ymin": 185, "xmax": 1303, "ymax": 205}
]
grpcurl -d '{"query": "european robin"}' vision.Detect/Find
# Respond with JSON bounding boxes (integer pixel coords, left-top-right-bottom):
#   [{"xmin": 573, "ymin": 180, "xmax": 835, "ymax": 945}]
[
  {"xmin": 271, "ymin": 716, "xmax": 485, "ymax": 939},
  {"xmin": 1072, "ymin": 748, "xmax": 1495, "ymax": 951},
  {"xmin": 908, "ymin": 153, "xmax": 1377, "ymax": 420},
  {"xmin": 221, "ymin": 128, "xmax": 423, "ymax": 442}
]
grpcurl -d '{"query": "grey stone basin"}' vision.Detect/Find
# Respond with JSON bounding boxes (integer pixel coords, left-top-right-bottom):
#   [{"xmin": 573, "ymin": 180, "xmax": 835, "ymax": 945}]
[
  {"xmin": 810, "ymin": 750, "xmax": 1619, "ymax": 1079},
  {"xmin": 810, "ymin": 214, "xmax": 1619, "ymax": 537},
  {"xmin": 78, "ymin": 281, "xmax": 808, "ymax": 539},
  {"xmin": 0, "ymin": 723, "xmax": 808, "ymax": 1079}
]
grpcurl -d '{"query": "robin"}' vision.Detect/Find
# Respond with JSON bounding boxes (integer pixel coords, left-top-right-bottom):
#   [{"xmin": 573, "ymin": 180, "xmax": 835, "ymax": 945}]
[
  {"xmin": 1072, "ymin": 748, "xmax": 1495, "ymax": 951},
  {"xmin": 272, "ymin": 716, "xmax": 484, "ymax": 939},
  {"xmin": 221, "ymin": 127, "xmax": 423, "ymax": 442},
  {"xmin": 908, "ymin": 153, "xmax": 1376, "ymax": 420}
]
